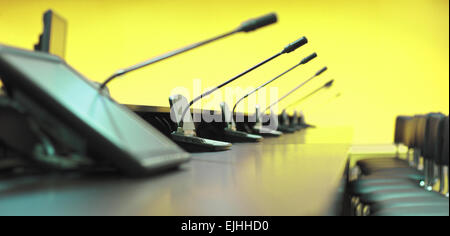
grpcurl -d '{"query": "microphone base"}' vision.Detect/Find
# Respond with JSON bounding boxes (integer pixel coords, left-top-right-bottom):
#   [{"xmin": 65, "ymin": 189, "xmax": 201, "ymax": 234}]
[
  {"xmin": 171, "ymin": 132, "xmax": 232, "ymax": 152},
  {"xmin": 252, "ymin": 127, "xmax": 283, "ymax": 137},
  {"xmin": 288, "ymin": 124, "xmax": 302, "ymax": 131},
  {"xmin": 223, "ymin": 128, "xmax": 263, "ymax": 143},
  {"xmin": 300, "ymin": 123, "xmax": 316, "ymax": 129},
  {"xmin": 277, "ymin": 125, "xmax": 296, "ymax": 133},
  {"xmin": 293, "ymin": 126, "xmax": 303, "ymax": 131}
]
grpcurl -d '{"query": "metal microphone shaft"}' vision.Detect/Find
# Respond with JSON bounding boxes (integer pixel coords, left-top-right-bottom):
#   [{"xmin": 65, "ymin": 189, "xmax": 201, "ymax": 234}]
[
  {"xmin": 284, "ymin": 79, "xmax": 334, "ymax": 110},
  {"xmin": 232, "ymin": 52, "xmax": 317, "ymax": 117},
  {"xmin": 100, "ymin": 31, "xmax": 236, "ymax": 89},
  {"xmin": 264, "ymin": 66, "xmax": 328, "ymax": 112},
  {"xmin": 100, "ymin": 13, "xmax": 278, "ymax": 89}
]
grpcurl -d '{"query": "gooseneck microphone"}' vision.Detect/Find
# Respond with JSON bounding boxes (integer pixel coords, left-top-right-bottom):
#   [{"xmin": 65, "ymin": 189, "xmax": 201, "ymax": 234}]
[
  {"xmin": 284, "ymin": 79, "xmax": 334, "ymax": 110},
  {"xmin": 264, "ymin": 66, "xmax": 328, "ymax": 112},
  {"xmin": 99, "ymin": 13, "xmax": 278, "ymax": 89},
  {"xmin": 180, "ymin": 36, "xmax": 309, "ymax": 124},
  {"xmin": 232, "ymin": 52, "xmax": 317, "ymax": 118}
]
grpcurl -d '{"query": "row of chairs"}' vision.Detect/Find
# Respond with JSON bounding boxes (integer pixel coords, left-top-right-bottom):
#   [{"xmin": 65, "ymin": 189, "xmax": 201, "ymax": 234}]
[{"xmin": 350, "ymin": 113, "xmax": 449, "ymax": 216}]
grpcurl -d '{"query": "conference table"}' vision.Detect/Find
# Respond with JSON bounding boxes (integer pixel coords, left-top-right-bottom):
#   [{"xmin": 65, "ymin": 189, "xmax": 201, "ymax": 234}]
[{"xmin": 0, "ymin": 126, "xmax": 353, "ymax": 216}]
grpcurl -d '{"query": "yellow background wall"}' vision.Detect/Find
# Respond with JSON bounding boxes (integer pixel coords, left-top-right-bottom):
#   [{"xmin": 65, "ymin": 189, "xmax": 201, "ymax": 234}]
[{"xmin": 1, "ymin": 0, "xmax": 448, "ymax": 144}]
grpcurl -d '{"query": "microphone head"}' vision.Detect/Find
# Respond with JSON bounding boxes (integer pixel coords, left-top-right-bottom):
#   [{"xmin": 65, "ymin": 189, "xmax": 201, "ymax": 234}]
[
  {"xmin": 324, "ymin": 79, "xmax": 334, "ymax": 88},
  {"xmin": 300, "ymin": 52, "xmax": 317, "ymax": 64},
  {"xmin": 315, "ymin": 66, "xmax": 328, "ymax": 76},
  {"xmin": 237, "ymin": 13, "xmax": 278, "ymax": 32},
  {"xmin": 282, "ymin": 37, "xmax": 308, "ymax": 54}
]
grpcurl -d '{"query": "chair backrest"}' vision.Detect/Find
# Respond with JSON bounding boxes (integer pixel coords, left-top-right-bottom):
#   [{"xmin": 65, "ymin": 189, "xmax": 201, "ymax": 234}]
[
  {"xmin": 394, "ymin": 116, "xmax": 412, "ymax": 145},
  {"xmin": 423, "ymin": 114, "xmax": 445, "ymax": 162},
  {"xmin": 414, "ymin": 115, "xmax": 428, "ymax": 151},
  {"xmin": 403, "ymin": 118, "xmax": 416, "ymax": 148},
  {"xmin": 442, "ymin": 117, "xmax": 449, "ymax": 166},
  {"xmin": 404, "ymin": 115, "xmax": 426, "ymax": 149}
]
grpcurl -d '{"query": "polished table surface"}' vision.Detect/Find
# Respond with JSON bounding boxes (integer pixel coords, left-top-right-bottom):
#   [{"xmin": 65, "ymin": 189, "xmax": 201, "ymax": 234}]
[{"xmin": 0, "ymin": 127, "xmax": 353, "ymax": 216}]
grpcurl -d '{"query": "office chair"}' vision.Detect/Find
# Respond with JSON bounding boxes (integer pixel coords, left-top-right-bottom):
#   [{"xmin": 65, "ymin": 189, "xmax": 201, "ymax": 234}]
[
  {"xmin": 356, "ymin": 116, "xmax": 413, "ymax": 174},
  {"xmin": 352, "ymin": 115, "xmax": 448, "ymax": 216},
  {"xmin": 369, "ymin": 116, "xmax": 449, "ymax": 216},
  {"xmin": 356, "ymin": 114, "xmax": 446, "ymax": 177},
  {"xmin": 349, "ymin": 115, "xmax": 444, "ymax": 212}
]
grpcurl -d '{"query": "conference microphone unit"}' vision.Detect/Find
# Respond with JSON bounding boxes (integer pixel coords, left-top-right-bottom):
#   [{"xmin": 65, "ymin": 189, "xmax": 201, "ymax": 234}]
[
  {"xmin": 252, "ymin": 67, "xmax": 328, "ymax": 136},
  {"xmin": 279, "ymin": 109, "xmax": 304, "ymax": 132},
  {"xmin": 219, "ymin": 102, "xmax": 265, "ymax": 143},
  {"xmin": 171, "ymin": 36, "xmax": 308, "ymax": 151},
  {"xmin": 181, "ymin": 36, "xmax": 309, "ymax": 122},
  {"xmin": 99, "ymin": 13, "xmax": 278, "ymax": 89},
  {"xmin": 290, "ymin": 111, "xmax": 303, "ymax": 131},
  {"xmin": 278, "ymin": 109, "xmax": 298, "ymax": 133},
  {"xmin": 250, "ymin": 105, "xmax": 284, "ymax": 137},
  {"xmin": 227, "ymin": 52, "xmax": 317, "ymax": 137},
  {"xmin": 277, "ymin": 110, "xmax": 305, "ymax": 132}
]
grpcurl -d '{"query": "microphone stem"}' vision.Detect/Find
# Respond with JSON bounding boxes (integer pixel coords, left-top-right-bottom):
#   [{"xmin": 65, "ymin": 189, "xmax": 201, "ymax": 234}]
[
  {"xmin": 181, "ymin": 52, "xmax": 283, "ymax": 123},
  {"xmin": 100, "ymin": 30, "xmax": 238, "ymax": 89},
  {"xmin": 232, "ymin": 62, "xmax": 302, "ymax": 118},
  {"xmin": 284, "ymin": 84, "xmax": 326, "ymax": 110},
  {"xmin": 264, "ymin": 74, "xmax": 317, "ymax": 112}
]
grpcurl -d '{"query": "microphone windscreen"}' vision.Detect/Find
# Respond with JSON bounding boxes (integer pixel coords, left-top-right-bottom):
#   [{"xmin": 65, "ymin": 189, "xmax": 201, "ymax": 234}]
[
  {"xmin": 300, "ymin": 52, "xmax": 317, "ymax": 64},
  {"xmin": 315, "ymin": 66, "xmax": 328, "ymax": 76},
  {"xmin": 238, "ymin": 13, "xmax": 278, "ymax": 32},
  {"xmin": 282, "ymin": 37, "xmax": 308, "ymax": 54},
  {"xmin": 324, "ymin": 80, "xmax": 334, "ymax": 87}
]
